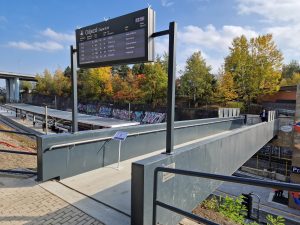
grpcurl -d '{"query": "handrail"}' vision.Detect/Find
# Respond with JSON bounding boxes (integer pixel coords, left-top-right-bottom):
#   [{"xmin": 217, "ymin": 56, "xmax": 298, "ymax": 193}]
[
  {"xmin": 46, "ymin": 117, "xmax": 243, "ymax": 152},
  {"xmin": 0, "ymin": 129, "xmax": 38, "ymax": 137},
  {"xmin": 152, "ymin": 167, "xmax": 300, "ymax": 225}
]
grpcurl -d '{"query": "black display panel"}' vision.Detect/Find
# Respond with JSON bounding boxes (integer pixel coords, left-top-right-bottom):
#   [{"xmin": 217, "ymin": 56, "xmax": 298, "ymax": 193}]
[{"xmin": 76, "ymin": 8, "xmax": 155, "ymax": 68}]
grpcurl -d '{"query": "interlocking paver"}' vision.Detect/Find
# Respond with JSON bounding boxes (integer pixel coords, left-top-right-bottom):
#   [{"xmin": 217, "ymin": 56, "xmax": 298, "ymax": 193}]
[{"xmin": 0, "ymin": 176, "xmax": 104, "ymax": 225}]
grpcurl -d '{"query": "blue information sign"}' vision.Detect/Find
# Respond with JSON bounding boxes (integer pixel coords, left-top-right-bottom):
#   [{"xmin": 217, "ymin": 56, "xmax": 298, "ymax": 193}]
[{"xmin": 113, "ymin": 131, "xmax": 128, "ymax": 141}]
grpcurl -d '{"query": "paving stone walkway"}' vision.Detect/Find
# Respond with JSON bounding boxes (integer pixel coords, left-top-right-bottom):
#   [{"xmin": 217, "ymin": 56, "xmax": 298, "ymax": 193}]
[{"xmin": 0, "ymin": 175, "xmax": 104, "ymax": 225}]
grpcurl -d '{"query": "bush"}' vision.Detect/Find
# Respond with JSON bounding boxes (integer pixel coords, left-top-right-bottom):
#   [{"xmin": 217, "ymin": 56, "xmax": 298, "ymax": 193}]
[
  {"xmin": 219, "ymin": 195, "xmax": 247, "ymax": 224},
  {"xmin": 266, "ymin": 215, "xmax": 285, "ymax": 225}
]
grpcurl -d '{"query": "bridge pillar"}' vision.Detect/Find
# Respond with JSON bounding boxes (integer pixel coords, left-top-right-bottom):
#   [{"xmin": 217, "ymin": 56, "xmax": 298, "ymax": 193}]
[
  {"xmin": 9, "ymin": 78, "xmax": 14, "ymax": 102},
  {"xmin": 5, "ymin": 79, "xmax": 10, "ymax": 102},
  {"xmin": 14, "ymin": 78, "xmax": 20, "ymax": 102}
]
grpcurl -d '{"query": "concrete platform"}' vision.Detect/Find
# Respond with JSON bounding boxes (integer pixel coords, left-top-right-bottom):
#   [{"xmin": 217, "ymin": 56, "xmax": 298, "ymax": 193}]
[
  {"xmin": 40, "ymin": 130, "xmax": 232, "ymax": 225},
  {"xmin": 5, "ymin": 103, "xmax": 139, "ymax": 128}
]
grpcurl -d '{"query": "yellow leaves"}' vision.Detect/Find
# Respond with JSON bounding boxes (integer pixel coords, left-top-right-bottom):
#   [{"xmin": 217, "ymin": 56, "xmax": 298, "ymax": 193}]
[
  {"xmin": 217, "ymin": 72, "xmax": 238, "ymax": 102},
  {"xmin": 280, "ymin": 72, "xmax": 300, "ymax": 86},
  {"xmin": 225, "ymin": 34, "xmax": 283, "ymax": 102}
]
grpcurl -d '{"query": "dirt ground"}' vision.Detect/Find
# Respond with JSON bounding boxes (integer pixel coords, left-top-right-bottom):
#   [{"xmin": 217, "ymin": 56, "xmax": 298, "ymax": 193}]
[
  {"xmin": 180, "ymin": 205, "xmax": 240, "ymax": 225},
  {"xmin": 0, "ymin": 123, "xmax": 37, "ymax": 171}
]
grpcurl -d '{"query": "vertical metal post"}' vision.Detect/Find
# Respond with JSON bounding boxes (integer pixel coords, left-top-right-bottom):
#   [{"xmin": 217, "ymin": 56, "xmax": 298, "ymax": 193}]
[
  {"xmin": 118, "ymin": 140, "xmax": 121, "ymax": 169},
  {"xmin": 152, "ymin": 169, "xmax": 158, "ymax": 225},
  {"xmin": 71, "ymin": 45, "xmax": 78, "ymax": 133},
  {"xmin": 128, "ymin": 102, "xmax": 131, "ymax": 121},
  {"xmin": 166, "ymin": 22, "xmax": 177, "ymax": 154},
  {"xmin": 45, "ymin": 106, "xmax": 48, "ymax": 134}
]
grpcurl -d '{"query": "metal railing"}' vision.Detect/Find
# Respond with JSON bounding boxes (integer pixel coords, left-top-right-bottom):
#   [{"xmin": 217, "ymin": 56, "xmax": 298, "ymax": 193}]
[
  {"xmin": 153, "ymin": 167, "xmax": 300, "ymax": 225},
  {"xmin": 0, "ymin": 129, "xmax": 38, "ymax": 175},
  {"xmin": 46, "ymin": 117, "xmax": 242, "ymax": 152}
]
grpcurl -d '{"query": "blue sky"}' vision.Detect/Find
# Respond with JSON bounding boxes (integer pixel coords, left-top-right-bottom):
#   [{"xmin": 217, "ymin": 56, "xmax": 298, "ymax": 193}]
[{"xmin": 0, "ymin": 0, "xmax": 299, "ymax": 78}]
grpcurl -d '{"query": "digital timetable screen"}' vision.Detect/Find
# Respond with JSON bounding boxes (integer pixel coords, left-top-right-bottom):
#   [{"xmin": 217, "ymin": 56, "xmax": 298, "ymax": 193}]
[{"xmin": 76, "ymin": 8, "xmax": 155, "ymax": 68}]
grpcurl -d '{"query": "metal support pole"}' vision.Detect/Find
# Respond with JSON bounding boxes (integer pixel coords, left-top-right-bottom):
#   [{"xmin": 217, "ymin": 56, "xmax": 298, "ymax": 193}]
[
  {"xmin": 118, "ymin": 140, "xmax": 121, "ymax": 169},
  {"xmin": 71, "ymin": 45, "xmax": 78, "ymax": 133},
  {"xmin": 166, "ymin": 21, "xmax": 177, "ymax": 154},
  {"xmin": 45, "ymin": 106, "xmax": 48, "ymax": 134},
  {"xmin": 250, "ymin": 192, "xmax": 261, "ymax": 223},
  {"xmin": 128, "ymin": 103, "xmax": 131, "ymax": 121}
]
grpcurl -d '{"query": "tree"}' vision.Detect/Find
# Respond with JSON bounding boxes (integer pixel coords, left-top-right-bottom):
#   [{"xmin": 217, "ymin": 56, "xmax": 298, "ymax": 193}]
[
  {"xmin": 20, "ymin": 81, "xmax": 33, "ymax": 94},
  {"xmin": 34, "ymin": 69, "xmax": 55, "ymax": 95},
  {"xmin": 111, "ymin": 65, "xmax": 130, "ymax": 78},
  {"xmin": 280, "ymin": 72, "xmax": 300, "ymax": 86},
  {"xmin": 34, "ymin": 69, "xmax": 71, "ymax": 97},
  {"xmin": 156, "ymin": 52, "xmax": 168, "ymax": 73},
  {"xmin": 52, "ymin": 69, "xmax": 71, "ymax": 97},
  {"xmin": 282, "ymin": 60, "xmax": 300, "ymax": 79},
  {"xmin": 179, "ymin": 51, "xmax": 215, "ymax": 106},
  {"xmin": 132, "ymin": 63, "xmax": 145, "ymax": 75},
  {"xmin": 140, "ymin": 62, "xmax": 168, "ymax": 106},
  {"xmin": 216, "ymin": 67, "xmax": 238, "ymax": 102},
  {"xmin": 78, "ymin": 67, "xmax": 112, "ymax": 101},
  {"xmin": 112, "ymin": 72, "xmax": 145, "ymax": 104},
  {"xmin": 224, "ymin": 34, "xmax": 283, "ymax": 107}
]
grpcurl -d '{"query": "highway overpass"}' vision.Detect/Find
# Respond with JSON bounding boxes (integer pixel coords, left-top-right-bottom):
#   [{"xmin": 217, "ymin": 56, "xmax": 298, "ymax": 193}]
[{"xmin": 0, "ymin": 71, "xmax": 37, "ymax": 102}]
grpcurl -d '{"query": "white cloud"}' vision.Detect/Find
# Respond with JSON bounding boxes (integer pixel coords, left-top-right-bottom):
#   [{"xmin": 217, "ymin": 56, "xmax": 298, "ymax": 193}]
[
  {"xmin": 41, "ymin": 28, "xmax": 74, "ymax": 43},
  {"xmin": 155, "ymin": 37, "xmax": 169, "ymax": 56},
  {"xmin": 154, "ymin": 24, "xmax": 259, "ymax": 75},
  {"xmin": 237, "ymin": 0, "xmax": 300, "ymax": 23},
  {"xmin": 174, "ymin": 24, "xmax": 258, "ymax": 74},
  {"xmin": 178, "ymin": 24, "xmax": 257, "ymax": 52},
  {"xmin": 8, "ymin": 41, "xmax": 64, "ymax": 51},
  {"xmin": 236, "ymin": 0, "xmax": 300, "ymax": 62},
  {"xmin": 161, "ymin": 0, "xmax": 174, "ymax": 7}
]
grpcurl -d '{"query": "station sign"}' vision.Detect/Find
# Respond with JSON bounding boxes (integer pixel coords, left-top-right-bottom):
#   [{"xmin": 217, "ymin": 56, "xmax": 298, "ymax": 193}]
[{"xmin": 76, "ymin": 8, "xmax": 155, "ymax": 68}]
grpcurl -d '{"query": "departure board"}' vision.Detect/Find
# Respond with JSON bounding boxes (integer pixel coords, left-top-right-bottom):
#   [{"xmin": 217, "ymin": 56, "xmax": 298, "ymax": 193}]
[{"xmin": 76, "ymin": 8, "xmax": 155, "ymax": 68}]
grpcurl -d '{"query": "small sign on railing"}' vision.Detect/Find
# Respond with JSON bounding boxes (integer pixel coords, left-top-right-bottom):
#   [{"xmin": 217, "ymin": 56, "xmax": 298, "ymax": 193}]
[{"xmin": 113, "ymin": 131, "xmax": 128, "ymax": 141}]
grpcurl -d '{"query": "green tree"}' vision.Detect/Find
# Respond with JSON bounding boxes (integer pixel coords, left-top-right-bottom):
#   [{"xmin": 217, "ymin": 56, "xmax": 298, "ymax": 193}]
[
  {"xmin": 156, "ymin": 52, "xmax": 168, "ymax": 73},
  {"xmin": 140, "ymin": 62, "xmax": 168, "ymax": 106},
  {"xmin": 132, "ymin": 63, "xmax": 145, "ymax": 75},
  {"xmin": 52, "ymin": 69, "xmax": 71, "ymax": 97},
  {"xmin": 111, "ymin": 65, "xmax": 130, "ymax": 78},
  {"xmin": 78, "ymin": 67, "xmax": 112, "ymax": 101},
  {"xmin": 280, "ymin": 72, "xmax": 300, "ymax": 86},
  {"xmin": 282, "ymin": 60, "xmax": 300, "ymax": 79},
  {"xmin": 34, "ymin": 69, "xmax": 55, "ymax": 95},
  {"xmin": 34, "ymin": 69, "xmax": 71, "ymax": 97},
  {"xmin": 217, "ymin": 67, "xmax": 238, "ymax": 103},
  {"xmin": 179, "ymin": 51, "xmax": 215, "ymax": 106},
  {"xmin": 64, "ymin": 66, "xmax": 72, "ymax": 78},
  {"xmin": 224, "ymin": 34, "xmax": 283, "ymax": 107},
  {"xmin": 20, "ymin": 81, "xmax": 33, "ymax": 94}
]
